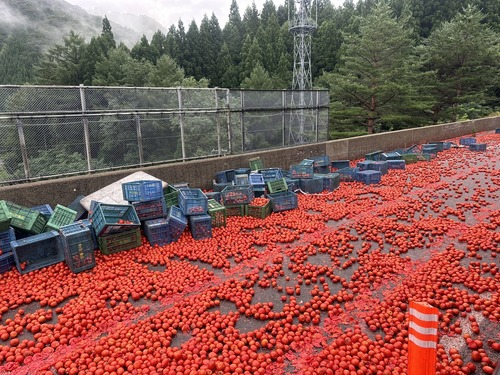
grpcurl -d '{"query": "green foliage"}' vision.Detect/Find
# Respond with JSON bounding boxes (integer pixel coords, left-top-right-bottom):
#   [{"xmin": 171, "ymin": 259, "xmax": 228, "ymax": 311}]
[
  {"xmin": 240, "ymin": 63, "xmax": 275, "ymax": 89},
  {"xmin": 0, "ymin": 30, "xmax": 41, "ymax": 84}
]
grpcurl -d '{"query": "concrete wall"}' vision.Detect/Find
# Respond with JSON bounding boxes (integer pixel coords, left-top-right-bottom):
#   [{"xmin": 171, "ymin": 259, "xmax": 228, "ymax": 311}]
[{"xmin": 1, "ymin": 116, "xmax": 498, "ymax": 208}]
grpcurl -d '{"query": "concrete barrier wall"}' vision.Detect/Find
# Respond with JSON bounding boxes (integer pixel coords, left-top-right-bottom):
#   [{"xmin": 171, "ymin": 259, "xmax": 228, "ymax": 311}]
[{"xmin": 1, "ymin": 116, "xmax": 498, "ymax": 208}]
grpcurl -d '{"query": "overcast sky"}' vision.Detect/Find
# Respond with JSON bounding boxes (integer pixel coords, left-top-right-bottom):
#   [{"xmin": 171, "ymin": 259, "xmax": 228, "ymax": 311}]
[{"xmin": 65, "ymin": 0, "xmax": 347, "ymax": 29}]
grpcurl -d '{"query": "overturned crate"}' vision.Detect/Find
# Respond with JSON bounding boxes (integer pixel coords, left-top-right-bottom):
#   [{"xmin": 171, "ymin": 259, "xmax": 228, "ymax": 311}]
[
  {"xmin": 11, "ymin": 231, "xmax": 64, "ymax": 274},
  {"xmin": 59, "ymin": 222, "xmax": 96, "ymax": 273}
]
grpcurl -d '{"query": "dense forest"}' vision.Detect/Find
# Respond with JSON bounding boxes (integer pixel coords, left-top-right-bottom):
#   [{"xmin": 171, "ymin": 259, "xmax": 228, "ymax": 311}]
[{"xmin": 1, "ymin": 0, "xmax": 500, "ymax": 136}]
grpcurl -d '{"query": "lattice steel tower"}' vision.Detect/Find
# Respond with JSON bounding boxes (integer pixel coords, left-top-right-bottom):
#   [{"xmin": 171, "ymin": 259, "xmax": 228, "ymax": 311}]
[{"xmin": 288, "ymin": 0, "xmax": 317, "ymax": 144}]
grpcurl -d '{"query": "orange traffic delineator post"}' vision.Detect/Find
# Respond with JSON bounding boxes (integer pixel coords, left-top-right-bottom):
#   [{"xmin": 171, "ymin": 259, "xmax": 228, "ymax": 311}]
[{"xmin": 408, "ymin": 301, "xmax": 439, "ymax": 375}]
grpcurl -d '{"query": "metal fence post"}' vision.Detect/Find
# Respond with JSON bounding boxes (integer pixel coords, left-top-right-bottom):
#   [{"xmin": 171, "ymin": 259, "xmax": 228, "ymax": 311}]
[
  {"xmin": 177, "ymin": 88, "xmax": 186, "ymax": 161},
  {"xmin": 135, "ymin": 113, "xmax": 144, "ymax": 165},
  {"xmin": 214, "ymin": 89, "xmax": 221, "ymax": 156},
  {"xmin": 16, "ymin": 118, "xmax": 30, "ymax": 180},
  {"xmin": 79, "ymin": 84, "xmax": 92, "ymax": 172},
  {"xmin": 240, "ymin": 91, "xmax": 245, "ymax": 152},
  {"xmin": 226, "ymin": 89, "xmax": 232, "ymax": 155},
  {"xmin": 316, "ymin": 91, "xmax": 320, "ymax": 142},
  {"xmin": 282, "ymin": 90, "xmax": 286, "ymax": 147}
]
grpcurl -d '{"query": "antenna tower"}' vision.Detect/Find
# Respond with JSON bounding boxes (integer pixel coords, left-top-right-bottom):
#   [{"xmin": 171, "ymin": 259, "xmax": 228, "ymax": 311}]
[{"xmin": 288, "ymin": 0, "xmax": 317, "ymax": 144}]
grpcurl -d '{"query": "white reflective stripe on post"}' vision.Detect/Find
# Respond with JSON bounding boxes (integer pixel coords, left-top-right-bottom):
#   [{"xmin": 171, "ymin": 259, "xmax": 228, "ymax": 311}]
[
  {"xmin": 409, "ymin": 334, "xmax": 437, "ymax": 349},
  {"xmin": 409, "ymin": 308, "xmax": 438, "ymax": 322},
  {"xmin": 409, "ymin": 321, "xmax": 438, "ymax": 336}
]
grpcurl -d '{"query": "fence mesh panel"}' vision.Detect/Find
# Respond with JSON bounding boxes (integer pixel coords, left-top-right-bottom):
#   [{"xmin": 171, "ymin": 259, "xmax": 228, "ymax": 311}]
[{"xmin": 0, "ymin": 85, "xmax": 329, "ymax": 184}]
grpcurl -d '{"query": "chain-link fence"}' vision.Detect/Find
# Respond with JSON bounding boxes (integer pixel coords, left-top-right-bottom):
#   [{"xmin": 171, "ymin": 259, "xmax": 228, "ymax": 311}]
[{"xmin": 0, "ymin": 85, "xmax": 329, "ymax": 184}]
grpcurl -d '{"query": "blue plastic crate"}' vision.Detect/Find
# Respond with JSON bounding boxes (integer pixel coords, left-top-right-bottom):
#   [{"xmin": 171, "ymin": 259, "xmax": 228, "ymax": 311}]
[
  {"xmin": 31, "ymin": 204, "xmax": 54, "ymax": 219},
  {"xmin": 422, "ymin": 144, "xmax": 438, "ymax": 155},
  {"xmin": 258, "ymin": 168, "xmax": 284, "ymax": 182},
  {"xmin": 299, "ymin": 177, "xmax": 324, "ymax": 194},
  {"xmin": 442, "ymin": 142, "xmax": 452, "ymax": 150},
  {"xmin": 429, "ymin": 142, "xmax": 444, "ymax": 152},
  {"xmin": 0, "ymin": 227, "xmax": 15, "ymax": 254},
  {"xmin": 337, "ymin": 167, "xmax": 359, "ymax": 182},
  {"xmin": 235, "ymin": 168, "xmax": 251, "ymax": 175},
  {"xmin": 268, "ymin": 191, "xmax": 298, "ymax": 212},
  {"xmin": 356, "ymin": 170, "xmax": 381, "ymax": 185},
  {"xmin": 179, "ymin": 189, "xmax": 208, "ymax": 216},
  {"xmin": 331, "ymin": 160, "xmax": 350, "ymax": 170},
  {"xmin": 318, "ymin": 173, "xmax": 340, "ymax": 192},
  {"xmin": 387, "ymin": 160, "xmax": 406, "ymax": 170},
  {"xmin": 311, "ymin": 155, "xmax": 331, "ymax": 167},
  {"xmin": 299, "ymin": 159, "xmax": 315, "ymax": 166},
  {"xmin": 222, "ymin": 185, "xmax": 255, "ymax": 205},
  {"xmin": 59, "ymin": 222, "xmax": 95, "ymax": 273},
  {"xmin": 167, "ymin": 206, "xmax": 187, "ymax": 242},
  {"xmin": 290, "ymin": 164, "xmax": 314, "ymax": 179},
  {"xmin": 189, "ymin": 214, "xmax": 212, "ymax": 240},
  {"xmin": 286, "ymin": 178, "xmax": 300, "ymax": 192},
  {"xmin": 496, "ymin": 128, "xmax": 500, "ymax": 134},
  {"xmin": 469, "ymin": 143, "xmax": 486, "ymax": 151},
  {"xmin": 357, "ymin": 161, "xmax": 372, "ymax": 171},
  {"xmin": 369, "ymin": 161, "xmax": 389, "ymax": 175},
  {"xmin": 234, "ymin": 174, "xmax": 250, "ymax": 186},
  {"xmin": 313, "ymin": 165, "xmax": 330, "ymax": 174},
  {"xmin": 215, "ymin": 169, "xmax": 235, "ymax": 184},
  {"xmin": 381, "ymin": 152, "xmax": 402, "ymax": 161},
  {"xmin": 205, "ymin": 192, "xmax": 222, "ymax": 204},
  {"xmin": 144, "ymin": 218, "xmax": 171, "ymax": 246},
  {"xmin": 249, "ymin": 173, "xmax": 265, "ymax": 185},
  {"xmin": 122, "ymin": 180, "xmax": 163, "ymax": 202},
  {"xmin": 0, "ymin": 252, "xmax": 15, "ymax": 274},
  {"xmin": 459, "ymin": 137, "xmax": 476, "ymax": 146},
  {"xmin": 11, "ymin": 231, "xmax": 64, "ymax": 274},
  {"xmin": 90, "ymin": 202, "xmax": 141, "ymax": 237},
  {"xmin": 365, "ymin": 150, "xmax": 382, "ymax": 161},
  {"xmin": 132, "ymin": 198, "xmax": 167, "ymax": 222},
  {"xmin": 213, "ymin": 182, "xmax": 233, "ymax": 192},
  {"xmin": 79, "ymin": 219, "xmax": 98, "ymax": 250}
]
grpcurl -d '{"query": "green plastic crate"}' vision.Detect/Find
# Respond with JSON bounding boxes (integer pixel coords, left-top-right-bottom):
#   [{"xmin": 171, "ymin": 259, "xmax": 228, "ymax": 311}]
[
  {"xmin": 225, "ymin": 204, "xmax": 248, "ymax": 217},
  {"xmin": 163, "ymin": 185, "xmax": 179, "ymax": 208},
  {"xmin": 5, "ymin": 201, "xmax": 47, "ymax": 234},
  {"xmin": 0, "ymin": 200, "xmax": 12, "ymax": 232},
  {"xmin": 401, "ymin": 154, "xmax": 419, "ymax": 164},
  {"xmin": 249, "ymin": 157, "xmax": 264, "ymax": 171},
  {"xmin": 247, "ymin": 200, "xmax": 271, "ymax": 219},
  {"xmin": 98, "ymin": 228, "xmax": 142, "ymax": 255},
  {"xmin": 208, "ymin": 199, "xmax": 226, "ymax": 228},
  {"xmin": 45, "ymin": 204, "xmax": 77, "ymax": 231},
  {"xmin": 266, "ymin": 178, "xmax": 288, "ymax": 194}
]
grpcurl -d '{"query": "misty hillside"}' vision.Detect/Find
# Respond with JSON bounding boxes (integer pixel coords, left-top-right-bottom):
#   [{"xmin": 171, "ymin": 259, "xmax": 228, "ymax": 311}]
[{"xmin": 0, "ymin": 0, "xmax": 162, "ymax": 51}]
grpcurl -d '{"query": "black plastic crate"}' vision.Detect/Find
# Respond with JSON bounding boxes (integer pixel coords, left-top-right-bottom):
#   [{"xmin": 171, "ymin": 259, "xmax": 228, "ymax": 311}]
[
  {"xmin": 290, "ymin": 164, "xmax": 314, "ymax": 179},
  {"xmin": 268, "ymin": 192, "xmax": 298, "ymax": 212},
  {"xmin": 98, "ymin": 228, "xmax": 142, "ymax": 255},
  {"xmin": 222, "ymin": 185, "xmax": 255, "ymax": 205},
  {"xmin": 189, "ymin": 214, "xmax": 212, "ymax": 240},
  {"xmin": 337, "ymin": 167, "xmax": 359, "ymax": 182},
  {"xmin": 11, "ymin": 231, "xmax": 64, "ymax": 274},
  {"xmin": 90, "ymin": 202, "xmax": 141, "ymax": 237},
  {"xmin": 179, "ymin": 189, "xmax": 208, "ymax": 216},
  {"xmin": 67, "ymin": 195, "xmax": 88, "ymax": 220},
  {"xmin": 369, "ymin": 161, "xmax": 389, "ymax": 175},
  {"xmin": 0, "ymin": 252, "xmax": 15, "ymax": 274},
  {"xmin": 122, "ymin": 180, "xmax": 163, "ymax": 202},
  {"xmin": 469, "ymin": 143, "xmax": 486, "ymax": 151},
  {"xmin": 0, "ymin": 227, "xmax": 15, "ymax": 254},
  {"xmin": 132, "ymin": 198, "xmax": 167, "ymax": 222},
  {"xmin": 300, "ymin": 177, "xmax": 324, "ymax": 194},
  {"xmin": 59, "ymin": 222, "xmax": 95, "ymax": 273},
  {"xmin": 167, "ymin": 206, "xmax": 187, "ymax": 242},
  {"xmin": 318, "ymin": 173, "xmax": 340, "ymax": 192},
  {"xmin": 331, "ymin": 160, "xmax": 350, "ymax": 170},
  {"xmin": 144, "ymin": 218, "xmax": 170, "ymax": 246}
]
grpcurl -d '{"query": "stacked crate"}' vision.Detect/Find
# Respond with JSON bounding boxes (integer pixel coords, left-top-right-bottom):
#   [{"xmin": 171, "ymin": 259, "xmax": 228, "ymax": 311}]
[
  {"xmin": 222, "ymin": 185, "xmax": 254, "ymax": 218},
  {"xmin": 123, "ymin": 180, "xmax": 167, "ymax": 223},
  {"xmin": 59, "ymin": 221, "xmax": 96, "ymax": 273},
  {"xmin": 178, "ymin": 189, "xmax": 211, "ymax": 240},
  {"xmin": 0, "ymin": 227, "xmax": 16, "ymax": 274},
  {"xmin": 208, "ymin": 199, "xmax": 226, "ymax": 228},
  {"xmin": 144, "ymin": 218, "xmax": 170, "ymax": 247},
  {"xmin": 249, "ymin": 173, "xmax": 266, "ymax": 197}
]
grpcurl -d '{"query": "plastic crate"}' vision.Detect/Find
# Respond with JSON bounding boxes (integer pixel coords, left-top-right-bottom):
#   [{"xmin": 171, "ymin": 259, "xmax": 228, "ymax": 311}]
[
  {"xmin": 67, "ymin": 194, "xmax": 88, "ymax": 220},
  {"xmin": 0, "ymin": 200, "xmax": 12, "ymax": 232},
  {"xmin": 267, "ymin": 178, "xmax": 288, "ymax": 194},
  {"xmin": 122, "ymin": 180, "xmax": 163, "ymax": 202},
  {"xmin": 249, "ymin": 173, "xmax": 265, "ymax": 185},
  {"xmin": 215, "ymin": 169, "xmax": 236, "ymax": 184},
  {"xmin": 247, "ymin": 199, "xmax": 272, "ymax": 219},
  {"xmin": 205, "ymin": 192, "xmax": 222, "ymax": 204},
  {"xmin": 222, "ymin": 185, "xmax": 255, "ymax": 205},
  {"xmin": 253, "ymin": 186, "xmax": 266, "ymax": 198},
  {"xmin": 172, "ymin": 182, "xmax": 190, "ymax": 190},
  {"xmin": 331, "ymin": 160, "xmax": 350, "ymax": 170},
  {"xmin": 337, "ymin": 167, "xmax": 359, "ymax": 182},
  {"xmin": 405, "ymin": 145, "xmax": 421, "ymax": 154},
  {"xmin": 356, "ymin": 170, "xmax": 381, "ymax": 185},
  {"xmin": 179, "ymin": 189, "xmax": 208, "ymax": 216},
  {"xmin": 189, "ymin": 214, "xmax": 212, "ymax": 240},
  {"xmin": 311, "ymin": 155, "xmax": 330, "ymax": 167},
  {"xmin": 166, "ymin": 206, "xmax": 187, "ymax": 242},
  {"xmin": 469, "ymin": 143, "xmax": 486, "ymax": 151},
  {"xmin": 208, "ymin": 199, "xmax": 226, "ymax": 228},
  {"xmin": 290, "ymin": 164, "xmax": 314, "ymax": 179},
  {"xmin": 249, "ymin": 157, "xmax": 264, "ymax": 171},
  {"xmin": 59, "ymin": 222, "xmax": 95, "ymax": 273},
  {"xmin": 357, "ymin": 161, "xmax": 372, "ymax": 171},
  {"xmin": 98, "ymin": 228, "xmax": 142, "ymax": 255},
  {"xmin": 365, "ymin": 150, "xmax": 382, "ymax": 161},
  {"xmin": 0, "ymin": 227, "xmax": 15, "ymax": 254},
  {"xmin": 421, "ymin": 144, "xmax": 438, "ymax": 155},
  {"xmin": 268, "ymin": 191, "xmax": 298, "ymax": 212},
  {"xmin": 144, "ymin": 218, "xmax": 171, "ymax": 247},
  {"xmin": 79, "ymin": 219, "xmax": 98, "ymax": 250},
  {"xmin": 258, "ymin": 168, "xmax": 284, "ymax": 182},
  {"xmin": 286, "ymin": 178, "xmax": 300, "ymax": 192},
  {"xmin": 429, "ymin": 142, "xmax": 444, "ymax": 152},
  {"xmin": 31, "ymin": 204, "xmax": 54, "ymax": 219},
  {"xmin": 419, "ymin": 153, "xmax": 433, "ymax": 161},
  {"xmin": 234, "ymin": 174, "xmax": 250, "ymax": 186},
  {"xmin": 163, "ymin": 185, "xmax": 179, "ymax": 208},
  {"xmin": 45, "ymin": 204, "xmax": 77, "ymax": 232},
  {"xmin": 401, "ymin": 154, "xmax": 419, "ymax": 164},
  {"xmin": 459, "ymin": 137, "xmax": 476, "ymax": 146},
  {"xmin": 0, "ymin": 252, "xmax": 15, "ymax": 274},
  {"xmin": 368, "ymin": 161, "xmax": 389, "ymax": 175},
  {"xmin": 317, "ymin": 173, "xmax": 340, "ymax": 192},
  {"xmin": 314, "ymin": 165, "xmax": 330, "ymax": 174},
  {"xmin": 387, "ymin": 160, "xmax": 406, "ymax": 170},
  {"xmin": 299, "ymin": 159, "xmax": 315, "ymax": 166},
  {"xmin": 381, "ymin": 152, "xmax": 402, "ymax": 161},
  {"xmin": 11, "ymin": 231, "xmax": 63, "ymax": 274},
  {"xmin": 225, "ymin": 204, "xmax": 248, "ymax": 217},
  {"xmin": 300, "ymin": 177, "xmax": 324, "ymax": 194},
  {"xmin": 442, "ymin": 142, "xmax": 452, "ymax": 150},
  {"xmin": 235, "ymin": 168, "xmax": 251, "ymax": 176},
  {"xmin": 496, "ymin": 128, "xmax": 500, "ymax": 134},
  {"xmin": 132, "ymin": 198, "xmax": 167, "ymax": 222},
  {"xmin": 213, "ymin": 182, "xmax": 233, "ymax": 192},
  {"xmin": 90, "ymin": 203, "xmax": 141, "ymax": 237},
  {"xmin": 5, "ymin": 201, "xmax": 48, "ymax": 234}
]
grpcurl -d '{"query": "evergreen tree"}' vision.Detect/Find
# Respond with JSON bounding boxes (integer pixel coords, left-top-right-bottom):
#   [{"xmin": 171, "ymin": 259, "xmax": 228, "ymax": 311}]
[
  {"xmin": 218, "ymin": 43, "xmax": 240, "ymax": 88},
  {"xmin": 151, "ymin": 30, "xmax": 168, "ymax": 58},
  {"xmin": 257, "ymin": 2, "xmax": 283, "ymax": 76},
  {"xmin": 199, "ymin": 14, "xmax": 223, "ymax": 86},
  {"xmin": 0, "ymin": 31, "xmax": 41, "ymax": 84},
  {"xmin": 131, "ymin": 35, "xmax": 158, "ymax": 65},
  {"xmin": 184, "ymin": 21, "xmax": 203, "ymax": 79},
  {"xmin": 240, "ymin": 35, "xmax": 263, "ymax": 82},
  {"xmin": 421, "ymin": 5, "xmax": 500, "ymax": 121},
  {"xmin": 92, "ymin": 47, "xmax": 131, "ymax": 86},
  {"xmin": 148, "ymin": 55, "xmax": 185, "ymax": 87},
  {"xmin": 319, "ymin": 2, "xmax": 429, "ymax": 133},
  {"xmin": 123, "ymin": 58, "xmax": 153, "ymax": 87},
  {"xmin": 240, "ymin": 63, "xmax": 274, "ymax": 89},
  {"xmin": 242, "ymin": 3, "xmax": 261, "ymax": 38}
]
